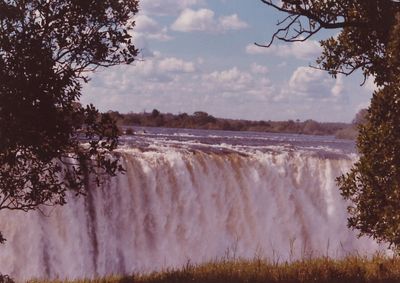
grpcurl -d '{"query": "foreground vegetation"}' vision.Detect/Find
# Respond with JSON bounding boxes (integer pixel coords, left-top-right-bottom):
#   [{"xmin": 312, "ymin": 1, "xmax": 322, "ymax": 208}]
[{"xmin": 29, "ymin": 255, "xmax": 400, "ymax": 283}]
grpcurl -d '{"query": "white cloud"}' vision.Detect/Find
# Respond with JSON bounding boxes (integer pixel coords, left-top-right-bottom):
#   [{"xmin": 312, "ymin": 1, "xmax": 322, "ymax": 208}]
[
  {"xmin": 171, "ymin": 9, "xmax": 215, "ymax": 32},
  {"xmin": 331, "ymin": 75, "xmax": 344, "ymax": 98},
  {"xmin": 200, "ymin": 66, "xmax": 274, "ymax": 100},
  {"xmin": 206, "ymin": 67, "xmax": 252, "ymax": 87},
  {"xmin": 251, "ymin": 63, "xmax": 269, "ymax": 75},
  {"xmin": 289, "ymin": 67, "xmax": 327, "ymax": 94},
  {"xmin": 158, "ymin": 57, "xmax": 196, "ymax": 73},
  {"xmin": 135, "ymin": 14, "xmax": 160, "ymax": 34},
  {"xmin": 209, "ymin": 67, "xmax": 247, "ymax": 83},
  {"xmin": 134, "ymin": 14, "xmax": 172, "ymax": 41},
  {"xmin": 140, "ymin": 0, "xmax": 204, "ymax": 15},
  {"xmin": 246, "ymin": 40, "xmax": 321, "ymax": 60},
  {"xmin": 171, "ymin": 8, "xmax": 249, "ymax": 33},
  {"xmin": 280, "ymin": 67, "xmax": 344, "ymax": 101},
  {"xmin": 219, "ymin": 14, "xmax": 249, "ymax": 30},
  {"xmin": 105, "ymin": 53, "xmax": 197, "ymax": 84}
]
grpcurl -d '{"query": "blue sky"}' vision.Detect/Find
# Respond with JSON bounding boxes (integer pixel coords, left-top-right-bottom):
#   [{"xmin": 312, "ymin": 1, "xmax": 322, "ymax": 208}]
[{"xmin": 82, "ymin": 0, "xmax": 375, "ymax": 122}]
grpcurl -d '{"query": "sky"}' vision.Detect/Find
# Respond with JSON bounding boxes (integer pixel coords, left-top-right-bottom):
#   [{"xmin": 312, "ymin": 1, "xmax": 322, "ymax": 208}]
[{"xmin": 81, "ymin": 0, "xmax": 376, "ymax": 123}]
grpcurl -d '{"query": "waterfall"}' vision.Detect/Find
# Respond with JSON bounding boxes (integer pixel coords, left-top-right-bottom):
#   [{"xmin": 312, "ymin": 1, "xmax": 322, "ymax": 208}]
[{"xmin": 0, "ymin": 147, "xmax": 381, "ymax": 280}]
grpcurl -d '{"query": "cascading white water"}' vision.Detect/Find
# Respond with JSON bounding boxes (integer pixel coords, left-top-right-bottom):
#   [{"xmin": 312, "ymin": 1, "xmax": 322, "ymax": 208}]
[{"xmin": 0, "ymin": 146, "xmax": 382, "ymax": 280}]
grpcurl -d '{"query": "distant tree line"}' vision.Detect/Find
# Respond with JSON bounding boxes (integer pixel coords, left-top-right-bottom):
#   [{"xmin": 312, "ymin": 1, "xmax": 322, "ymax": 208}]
[{"xmin": 107, "ymin": 109, "xmax": 365, "ymax": 139}]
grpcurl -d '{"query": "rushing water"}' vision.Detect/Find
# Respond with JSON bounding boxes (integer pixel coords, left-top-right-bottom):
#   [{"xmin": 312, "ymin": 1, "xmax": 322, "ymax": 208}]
[{"xmin": 0, "ymin": 128, "xmax": 383, "ymax": 280}]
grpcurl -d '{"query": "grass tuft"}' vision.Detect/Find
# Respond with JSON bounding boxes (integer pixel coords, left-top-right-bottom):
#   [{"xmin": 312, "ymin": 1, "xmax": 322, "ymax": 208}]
[{"xmin": 29, "ymin": 254, "xmax": 400, "ymax": 283}]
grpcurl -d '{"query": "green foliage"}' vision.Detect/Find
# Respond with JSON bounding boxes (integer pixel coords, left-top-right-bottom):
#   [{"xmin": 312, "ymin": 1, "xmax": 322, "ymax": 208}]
[
  {"xmin": 28, "ymin": 255, "xmax": 400, "ymax": 283},
  {"xmin": 338, "ymin": 84, "xmax": 400, "ymax": 250},
  {"xmin": 337, "ymin": 13, "xmax": 400, "ymax": 250},
  {"xmin": 316, "ymin": 1, "xmax": 398, "ymax": 86},
  {"xmin": 0, "ymin": 1, "xmax": 138, "ymax": 214}
]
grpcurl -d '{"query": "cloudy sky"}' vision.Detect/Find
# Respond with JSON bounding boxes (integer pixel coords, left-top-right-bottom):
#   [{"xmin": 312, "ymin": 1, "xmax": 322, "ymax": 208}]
[{"xmin": 82, "ymin": 0, "xmax": 375, "ymax": 122}]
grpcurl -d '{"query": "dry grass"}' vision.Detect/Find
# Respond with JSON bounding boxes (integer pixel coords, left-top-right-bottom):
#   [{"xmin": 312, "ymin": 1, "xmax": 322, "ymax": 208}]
[{"xmin": 28, "ymin": 254, "xmax": 400, "ymax": 283}]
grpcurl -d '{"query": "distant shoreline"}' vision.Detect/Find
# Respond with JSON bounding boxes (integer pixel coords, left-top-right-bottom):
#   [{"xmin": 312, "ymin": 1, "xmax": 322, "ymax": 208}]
[{"xmin": 106, "ymin": 109, "xmax": 358, "ymax": 140}]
